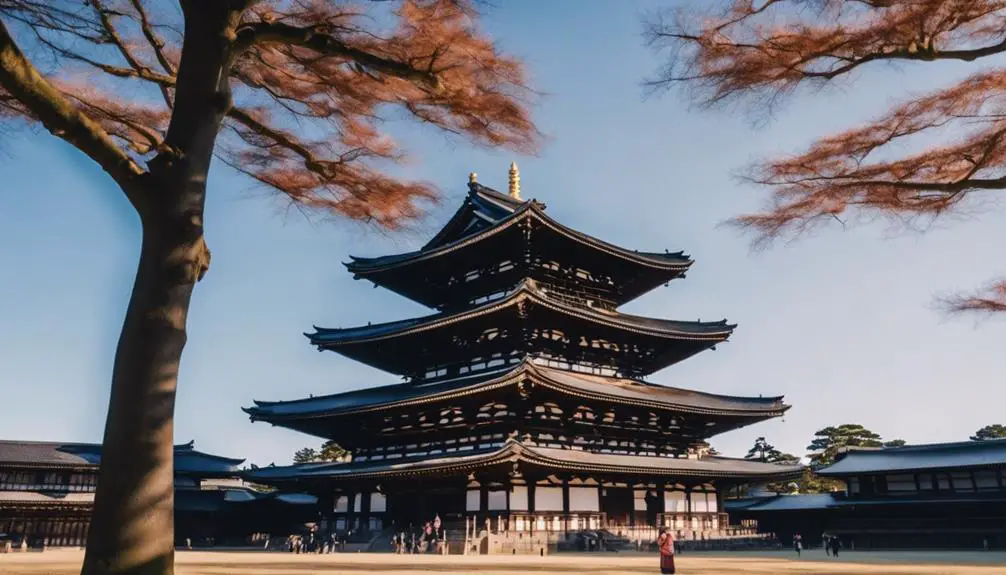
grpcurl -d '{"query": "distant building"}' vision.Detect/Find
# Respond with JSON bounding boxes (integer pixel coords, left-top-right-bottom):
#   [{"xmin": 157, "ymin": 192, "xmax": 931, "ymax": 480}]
[
  {"xmin": 727, "ymin": 439, "xmax": 1006, "ymax": 549},
  {"xmin": 243, "ymin": 167, "xmax": 802, "ymax": 542},
  {"xmin": 0, "ymin": 440, "xmax": 316, "ymax": 547}
]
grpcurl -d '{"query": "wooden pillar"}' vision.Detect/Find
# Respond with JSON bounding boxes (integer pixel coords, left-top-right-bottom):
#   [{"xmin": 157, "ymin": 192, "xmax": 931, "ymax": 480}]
[
  {"xmin": 629, "ymin": 481, "xmax": 638, "ymax": 527},
  {"xmin": 317, "ymin": 487, "xmax": 336, "ymax": 533},
  {"xmin": 346, "ymin": 490, "xmax": 357, "ymax": 532},
  {"xmin": 597, "ymin": 484, "xmax": 605, "ymax": 526},
  {"xmin": 360, "ymin": 487, "xmax": 372, "ymax": 532},
  {"xmin": 561, "ymin": 479, "xmax": 570, "ymax": 534}
]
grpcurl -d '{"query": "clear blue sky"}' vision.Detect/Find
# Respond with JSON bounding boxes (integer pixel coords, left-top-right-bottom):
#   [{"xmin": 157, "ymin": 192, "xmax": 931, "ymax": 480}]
[{"xmin": 1, "ymin": 1, "xmax": 1004, "ymax": 467}]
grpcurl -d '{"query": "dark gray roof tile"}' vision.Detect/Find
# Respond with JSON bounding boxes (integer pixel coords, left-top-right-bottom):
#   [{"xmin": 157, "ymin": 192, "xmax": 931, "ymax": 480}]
[
  {"xmin": 245, "ymin": 440, "xmax": 803, "ymax": 483},
  {"xmin": 245, "ymin": 361, "xmax": 788, "ymax": 420},
  {"xmin": 0, "ymin": 440, "xmax": 244, "ymax": 475},
  {"xmin": 818, "ymin": 439, "xmax": 1006, "ymax": 476}
]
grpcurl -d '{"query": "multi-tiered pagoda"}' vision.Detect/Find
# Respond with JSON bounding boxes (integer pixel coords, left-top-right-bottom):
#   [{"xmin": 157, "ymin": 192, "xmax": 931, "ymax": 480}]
[{"xmin": 245, "ymin": 165, "xmax": 801, "ymax": 538}]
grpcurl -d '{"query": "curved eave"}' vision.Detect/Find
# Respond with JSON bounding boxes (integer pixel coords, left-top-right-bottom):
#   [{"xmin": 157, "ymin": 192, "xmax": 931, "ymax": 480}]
[
  {"xmin": 244, "ymin": 441, "xmax": 805, "ymax": 483},
  {"xmin": 243, "ymin": 362, "xmax": 786, "ymax": 423},
  {"xmin": 346, "ymin": 202, "xmax": 693, "ymax": 275},
  {"xmin": 518, "ymin": 447, "xmax": 805, "ymax": 481},
  {"xmin": 246, "ymin": 448, "xmax": 518, "ymax": 483},
  {"xmin": 307, "ymin": 279, "xmax": 734, "ymax": 348},
  {"xmin": 527, "ymin": 366, "xmax": 789, "ymax": 419}
]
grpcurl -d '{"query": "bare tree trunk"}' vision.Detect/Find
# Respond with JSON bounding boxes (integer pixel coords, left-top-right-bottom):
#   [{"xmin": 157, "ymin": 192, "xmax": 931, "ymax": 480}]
[
  {"xmin": 81, "ymin": 4, "xmax": 244, "ymax": 574},
  {"xmin": 81, "ymin": 194, "xmax": 209, "ymax": 575}
]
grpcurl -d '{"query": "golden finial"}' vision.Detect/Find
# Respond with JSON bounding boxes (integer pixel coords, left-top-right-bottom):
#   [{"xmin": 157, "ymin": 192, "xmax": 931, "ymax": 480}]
[
  {"xmin": 469, "ymin": 172, "xmax": 478, "ymax": 184},
  {"xmin": 508, "ymin": 161, "xmax": 521, "ymax": 200}
]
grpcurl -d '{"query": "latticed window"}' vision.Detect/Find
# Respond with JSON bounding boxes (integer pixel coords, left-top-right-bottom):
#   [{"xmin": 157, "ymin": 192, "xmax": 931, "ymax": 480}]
[{"xmin": 886, "ymin": 474, "xmax": 916, "ymax": 493}]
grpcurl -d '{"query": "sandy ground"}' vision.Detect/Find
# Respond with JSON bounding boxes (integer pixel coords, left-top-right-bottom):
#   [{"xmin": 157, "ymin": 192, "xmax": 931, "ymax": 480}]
[{"xmin": 2, "ymin": 549, "xmax": 1006, "ymax": 575}]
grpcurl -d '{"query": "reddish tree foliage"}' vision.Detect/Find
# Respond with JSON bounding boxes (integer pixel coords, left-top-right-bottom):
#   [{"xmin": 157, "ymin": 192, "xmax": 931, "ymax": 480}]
[
  {"xmin": 1, "ymin": 0, "xmax": 536, "ymax": 225},
  {"xmin": 0, "ymin": 2, "xmax": 537, "ymax": 574},
  {"xmin": 645, "ymin": 0, "xmax": 1006, "ymax": 314}
]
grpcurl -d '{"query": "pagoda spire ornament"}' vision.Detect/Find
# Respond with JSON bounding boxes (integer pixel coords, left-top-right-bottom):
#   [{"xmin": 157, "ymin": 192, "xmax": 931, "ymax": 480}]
[{"xmin": 508, "ymin": 161, "xmax": 521, "ymax": 200}]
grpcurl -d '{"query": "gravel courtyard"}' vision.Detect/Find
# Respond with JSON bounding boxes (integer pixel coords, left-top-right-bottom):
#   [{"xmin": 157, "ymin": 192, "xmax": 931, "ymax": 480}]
[{"xmin": 2, "ymin": 550, "xmax": 1006, "ymax": 575}]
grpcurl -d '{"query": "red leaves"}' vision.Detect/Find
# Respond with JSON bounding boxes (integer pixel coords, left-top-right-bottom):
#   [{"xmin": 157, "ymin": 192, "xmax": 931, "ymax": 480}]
[
  {"xmin": 648, "ymin": 1, "xmax": 1006, "ymax": 105},
  {"xmin": 647, "ymin": 0, "xmax": 1006, "ymax": 314},
  {"xmin": 733, "ymin": 69, "xmax": 1006, "ymax": 243},
  {"xmin": 220, "ymin": 0, "xmax": 538, "ymax": 227},
  {"xmin": 0, "ymin": 0, "xmax": 539, "ymax": 229},
  {"xmin": 940, "ymin": 280, "xmax": 1006, "ymax": 313}
]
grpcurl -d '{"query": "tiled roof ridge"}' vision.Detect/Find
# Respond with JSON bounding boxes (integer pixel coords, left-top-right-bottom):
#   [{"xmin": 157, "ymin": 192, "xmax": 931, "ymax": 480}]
[
  {"xmin": 245, "ymin": 438, "xmax": 804, "ymax": 482},
  {"xmin": 244, "ymin": 358, "xmax": 787, "ymax": 419},
  {"xmin": 308, "ymin": 277, "xmax": 734, "ymax": 348},
  {"xmin": 842, "ymin": 438, "xmax": 1006, "ymax": 455},
  {"xmin": 0, "ymin": 439, "xmax": 245, "ymax": 467}
]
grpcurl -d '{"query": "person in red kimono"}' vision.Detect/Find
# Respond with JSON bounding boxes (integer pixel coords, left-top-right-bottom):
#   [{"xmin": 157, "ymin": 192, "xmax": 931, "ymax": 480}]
[{"xmin": 657, "ymin": 528, "xmax": 676, "ymax": 574}]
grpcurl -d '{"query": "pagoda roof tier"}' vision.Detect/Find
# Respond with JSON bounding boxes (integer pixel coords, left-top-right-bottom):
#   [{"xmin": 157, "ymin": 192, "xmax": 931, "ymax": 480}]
[
  {"xmin": 244, "ymin": 361, "xmax": 786, "ymax": 452},
  {"xmin": 245, "ymin": 360, "xmax": 786, "ymax": 422},
  {"xmin": 307, "ymin": 279, "xmax": 733, "ymax": 378},
  {"xmin": 244, "ymin": 439, "xmax": 804, "ymax": 485},
  {"xmin": 345, "ymin": 184, "xmax": 693, "ymax": 309}
]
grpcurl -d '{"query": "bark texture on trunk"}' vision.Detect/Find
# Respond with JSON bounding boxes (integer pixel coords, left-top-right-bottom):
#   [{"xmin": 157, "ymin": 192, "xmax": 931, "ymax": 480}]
[
  {"xmin": 80, "ymin": 203, "xmax": 208, "ymax": 575},
  {"xmin": 81, "ymin": 4, "xmax": 244, "ymax": 574}
]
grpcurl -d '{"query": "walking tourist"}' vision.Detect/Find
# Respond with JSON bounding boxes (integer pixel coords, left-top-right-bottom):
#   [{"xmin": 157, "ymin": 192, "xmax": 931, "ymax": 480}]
[
  {"xmin": 423, "ymin": 521, "xmax": 436, "ymax": 553},
  {"xmin": 657, "ymin": 528, "xmax": 675, "ymax": 574},
  {"xmin": 822, "ymin": 533, "xmax": 830, "ymax": 556},
  {"xmin": 793, "ymin": 533, "xmax": 802, "ymax": 557},
  {"xmin": 830, "ymin": 536, "xmax": 841, "ymax": 558}
]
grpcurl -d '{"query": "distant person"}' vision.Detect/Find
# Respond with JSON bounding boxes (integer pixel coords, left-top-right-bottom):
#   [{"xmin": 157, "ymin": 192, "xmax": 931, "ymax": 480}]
[
  {"xmin": 830, "ymin": 536, "xmax": 840, "ymax": 558},
  {"xmin": 793, "ymin": 533, "xmax": 802, "ymax": 557},
  {"xmin": 657, "ymin": 528, "xmax": 675, "ymax": 574},
  {"xmin": 822, "ymin": 534, "xmax": 830, "ymax": 556},
  {"xmin": 423, "ymin": 522, "xmax": 436, "ymax": 554}
]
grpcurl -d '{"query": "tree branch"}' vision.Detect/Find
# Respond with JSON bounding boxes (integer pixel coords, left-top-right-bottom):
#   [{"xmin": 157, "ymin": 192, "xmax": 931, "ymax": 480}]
[
  {"xmin": 233, "ymin": 22, "xmax": 441, "ymax": 90},
  {"xmin": 0, "ymin": 19, "xmax": 144, "ymax": 200},
  {"xmin": 226, "ymin": 105, "xmax": 325, "ymax": 169},
  {"xmin": 129, "ymin": 0, "xmax": 177, "ymax": 77},
  {"xmin": 646, "ymin": 1, "xmax": 1006, "ymax": 106},
  {"xmin": 91, "ymin": 0, "xmax": 174, "ymax": 107},
  {"xmin": 939, "ymin": 280, "xmax": 1006, "ymax": 315}
]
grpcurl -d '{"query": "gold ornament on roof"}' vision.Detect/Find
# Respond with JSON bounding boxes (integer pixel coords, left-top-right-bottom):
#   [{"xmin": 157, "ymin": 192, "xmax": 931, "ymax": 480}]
[
  {"xmin": 508, "ymin": 161, "xmax": 521, "ymax": 200},
  {"xmin": 469, "ymin": 172, "xmax": 478, "ymax": 184}
]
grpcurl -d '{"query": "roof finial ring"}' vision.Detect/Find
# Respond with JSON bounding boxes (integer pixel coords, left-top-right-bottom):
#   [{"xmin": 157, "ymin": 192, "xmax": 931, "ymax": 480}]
[{"xmin": 508, "ymin": 161, "xmax": 521, "ymax": 200}]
